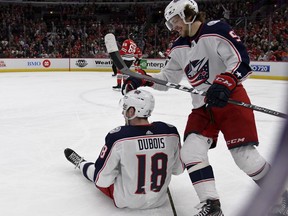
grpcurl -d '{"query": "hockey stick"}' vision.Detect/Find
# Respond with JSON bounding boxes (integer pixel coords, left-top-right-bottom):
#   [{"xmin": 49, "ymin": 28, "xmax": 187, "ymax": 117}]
[
  {"xmin": 105, "ymin": 33, "xmax": 287, "ymax": 119},
  {"xmin": 167, "ymin": 187, "xmax": 177, "ymax": 216}
]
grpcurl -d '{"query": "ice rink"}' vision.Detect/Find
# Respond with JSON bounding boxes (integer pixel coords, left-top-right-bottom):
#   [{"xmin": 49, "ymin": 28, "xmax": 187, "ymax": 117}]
[{"xmin": 0, "ymin": 72, "xmax": 287, "ymax": 216}]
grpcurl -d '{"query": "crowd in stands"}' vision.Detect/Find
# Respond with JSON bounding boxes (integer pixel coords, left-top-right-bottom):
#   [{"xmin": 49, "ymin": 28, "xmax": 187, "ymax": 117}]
[{"xmin": 0, "ymin": 0, "xmax": 287, "ymax": 61}]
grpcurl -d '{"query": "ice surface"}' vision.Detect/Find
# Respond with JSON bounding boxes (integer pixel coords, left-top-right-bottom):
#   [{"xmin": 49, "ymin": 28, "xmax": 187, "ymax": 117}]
[{"xmin": 0, "ymin": 72, "xmax": 287, "ymax": 216}]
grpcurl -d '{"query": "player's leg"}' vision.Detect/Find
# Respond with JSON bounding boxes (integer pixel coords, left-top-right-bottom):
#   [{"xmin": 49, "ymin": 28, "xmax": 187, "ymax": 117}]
[
  {"xmin": 113, "ymin": 69, "xmax": 122, "ymax": 89},
  {"xmin": 182, "ymin": 107, "xmax": 224, "ymax": 215},
  {"xmin": 79, "ymin": 162, "xmax": 115, "ymax": 200},
  {"xmin": 96, "ymin": 185, "xmax": 115, "ymax": 200},
  {"xmin": 64, "ymin": 148, "xmax": 115, "ymax": 200},
  {"xmin": 229, "ymin": 145, "xmax": 288, "ymax": 216},
  {"xmin": 230, "ymin": 145, "xmax": 270, "ymax": 186},
  {"xmin": 215, "ymin": 85, "xmax": 270, "ymax": 185},
  {"xmin": 64, "ymin": 148, "xmax": 86, "ymax": 169},
  {"xmin": 64, "ymin": 148, "xmax": 95, "ymax": 180},
  {"xmin": 112, "ymin": 62, "xmax": 117, "ymax": 76},
  {"xmin": 181, "ymin": 133, "xmax": 218, "ymax": 201},
  {"xmin": 181, "ymin": 133, "xmax": 224, "ymax": 216},
  {"xmin": 113, "ymin": 60, "xmax": 133, "ymax": 90}
]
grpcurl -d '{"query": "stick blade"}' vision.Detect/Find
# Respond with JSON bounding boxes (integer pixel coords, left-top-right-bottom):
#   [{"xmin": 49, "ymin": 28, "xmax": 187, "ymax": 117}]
[{"xmin": 104, "ymin": 33, "xmax": 118, "ymax": 53}]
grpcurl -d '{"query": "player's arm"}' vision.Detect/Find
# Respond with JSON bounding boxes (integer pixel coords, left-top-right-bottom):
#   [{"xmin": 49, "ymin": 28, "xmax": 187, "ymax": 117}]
[
  {"xmin": 215, "ymin": 29, "xmax": 252, "ymax": 83},
  {"xmin": 168, "ymin": 126, "xmax": 185, "ymax": 175},
  {"xmin": 93, "ymin": 133, "xmax": 121, "ymax": 188},
  {"xmin": 206, "ymin": 22, "xmax": 251, "ymax": 107},
  {"xmin": 122, "ymin": 51, "xmax": 183, "ymax": 94},
  {"xmin": 172, "ymin": 139, "xmax": 185, "ymax": 175},
  {"xmin": 152, "ymin": 56, "xmax": 183, "ymax": 91}
]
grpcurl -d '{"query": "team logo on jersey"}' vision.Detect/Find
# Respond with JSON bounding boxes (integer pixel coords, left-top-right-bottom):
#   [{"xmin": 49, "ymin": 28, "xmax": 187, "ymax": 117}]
[
  {"xmin": 184, "ymin": 58, "xmax": 209, "ymax": 86},
  {"xmin": 109, "ymin": 126, "xmax": 121, "ymax": 134},
  {"xmin": 146, "ymin": 130, "xmax": 153, "ymax": 135}
]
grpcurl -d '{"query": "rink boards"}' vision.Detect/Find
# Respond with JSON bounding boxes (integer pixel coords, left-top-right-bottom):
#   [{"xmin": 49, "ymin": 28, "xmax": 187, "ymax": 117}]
[{"xmin": 0, "ymin": 58, "xmax": 287, "ymax": 80}]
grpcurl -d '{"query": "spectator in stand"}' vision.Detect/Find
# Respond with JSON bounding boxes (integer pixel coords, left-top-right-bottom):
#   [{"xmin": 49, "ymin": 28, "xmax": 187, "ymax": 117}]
[
  {"xmin": 0, "ymin": 1, "xmax": 287, "ymax": 60},
  {"xmin": 257, "ymin": 50, "xmax": 268, "ymax": 61},
  {"xmin": 267, "ymin": 50, "xmax": 277, "ymax": 61},
  {"xmin": 282, "ymin": 47, "xmax": 288, "ymax": 62},
  {"xmin": 273, "ymin": 46, "xmax": 285, "ymax": 61}
]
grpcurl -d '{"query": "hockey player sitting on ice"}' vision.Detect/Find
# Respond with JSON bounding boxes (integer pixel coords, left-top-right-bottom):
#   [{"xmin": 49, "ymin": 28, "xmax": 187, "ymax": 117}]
[
  {"xmin": 113, "ymin": 33, "xmax": 139, "ymax": 90},
  {"xmin": 121, "ymin": 0, "xmax": 288, "ymax": 215},
  {"xmin": 64, "ymin": 89, "xmax": 184, "ymax": 209}
]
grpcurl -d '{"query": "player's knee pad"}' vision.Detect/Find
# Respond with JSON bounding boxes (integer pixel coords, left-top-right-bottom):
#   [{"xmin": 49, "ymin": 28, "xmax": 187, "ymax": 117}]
[
  {"xmin": 230, "ymin": 145, "xmax": 270, "ymax": 180},
  {"xmin": 180, "ymin": 133, "xmax": 213, "ymax": 168}
]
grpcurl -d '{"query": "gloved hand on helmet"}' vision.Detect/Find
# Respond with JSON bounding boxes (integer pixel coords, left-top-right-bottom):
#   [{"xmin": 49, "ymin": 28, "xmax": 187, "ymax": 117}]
[{"xmin": 121, "ymin": 69, "xmax": 154, "ymax": 95}]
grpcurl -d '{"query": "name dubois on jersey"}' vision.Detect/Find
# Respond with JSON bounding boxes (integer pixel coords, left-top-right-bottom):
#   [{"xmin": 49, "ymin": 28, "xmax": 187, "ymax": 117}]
[{"xmin": 137, "ymin": 137, "xmax": 165, "ymax": 151}]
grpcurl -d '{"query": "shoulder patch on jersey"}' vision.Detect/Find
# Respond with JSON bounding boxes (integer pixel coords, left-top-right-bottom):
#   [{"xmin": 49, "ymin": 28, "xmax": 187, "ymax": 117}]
[
  {"xmin": 207, "ymin": 20, "xmax": 221, "ymax": 26},
  {"xmin": 109, "ymin": 126, "xmax": 121, "ymax": 134}
]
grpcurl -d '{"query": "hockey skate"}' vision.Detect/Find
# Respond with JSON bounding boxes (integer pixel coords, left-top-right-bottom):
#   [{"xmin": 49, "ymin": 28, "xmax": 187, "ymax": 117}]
[
  {"xmin": 269, "ymin": 190, "xmax": 288, "ymax": 216},
  {"xmin": 64, "ymin": 148, "xmax": 85, "ymax": 169},
  {"xmin": 194, "ymin": 199, "xmax": 224, "ymax": 216},
  {"xmin": 112, "ymin": 84, "xmax": 121, "ymax": 91}
]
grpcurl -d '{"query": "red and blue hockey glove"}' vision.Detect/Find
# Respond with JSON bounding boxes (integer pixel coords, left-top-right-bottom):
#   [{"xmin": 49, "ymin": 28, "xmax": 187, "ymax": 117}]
[
  {"xmin": 205, "ymin": 72, "xmax": 237, "ymax": 107},
  {"xmin": 121, "ymin": 69, "xmax": 154, "ymax": 95}
]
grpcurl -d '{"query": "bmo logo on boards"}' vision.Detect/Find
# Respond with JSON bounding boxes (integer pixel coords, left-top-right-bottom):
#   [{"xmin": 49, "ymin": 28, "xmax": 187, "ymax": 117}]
[
  {"xmin": 27, "ymin": 61, "xmax": 41, "ymax": 66},
  {"xmin": 42, "ymin": 59, "xmax": 51, "ymax": 68},
  {"xmin": 27, "ymin": 60, "xmax": 51, "ymax": 68}
]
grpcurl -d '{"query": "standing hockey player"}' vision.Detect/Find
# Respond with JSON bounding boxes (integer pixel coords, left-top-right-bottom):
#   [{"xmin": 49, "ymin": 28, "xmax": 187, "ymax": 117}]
[
  {"xmin": 64, "ymin": 89, "xmax": 184, "ymax": 209},
  {"xmin": 113, "ymin": 33, "xmax": 138, "ymax": 90},
  {"xmin": 122, "ymin": 0, "xmax": 275, "ymax": 215}
]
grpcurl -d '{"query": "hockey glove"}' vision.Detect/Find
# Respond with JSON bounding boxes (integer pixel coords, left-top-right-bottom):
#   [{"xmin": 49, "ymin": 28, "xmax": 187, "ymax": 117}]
[
  {"xmin": 205, "ymin": 72, "xmax": 237, "ymax": 107},
  {"xmin": 121, "ymin": 69, "xmax": 154, "ymax": 95}
]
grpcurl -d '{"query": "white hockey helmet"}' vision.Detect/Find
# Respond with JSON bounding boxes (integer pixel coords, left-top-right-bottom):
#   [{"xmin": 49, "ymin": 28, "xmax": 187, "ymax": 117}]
[
  {"xmin": 164, "ymin": 0, "xmax": 199, "ymax": 31},
  {"xmin": 121, "ymin": 89, "xmax": 155, "ymax": 120}
]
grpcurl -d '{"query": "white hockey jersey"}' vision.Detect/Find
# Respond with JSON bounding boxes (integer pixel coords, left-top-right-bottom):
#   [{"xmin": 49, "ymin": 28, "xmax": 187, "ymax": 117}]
[
  {"xmin": 93, "ymin": 122, "xmax": 184, "ymax": 209},
  {"xmin": 152, "ymin": 20, "xmax": 252, "ymax": 109}
]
